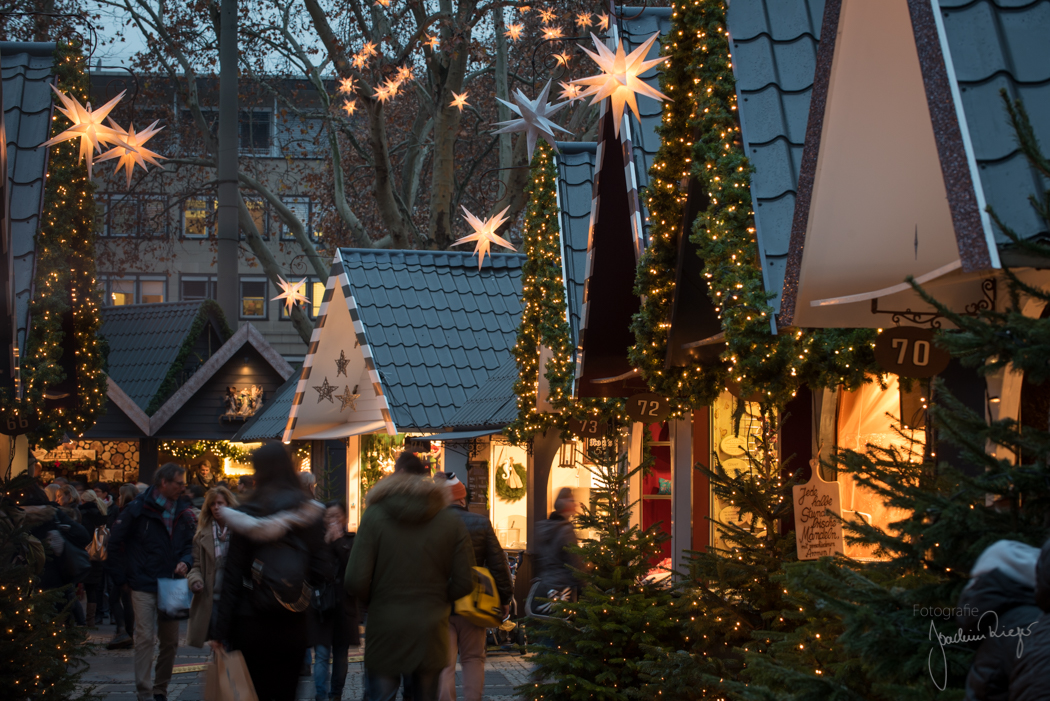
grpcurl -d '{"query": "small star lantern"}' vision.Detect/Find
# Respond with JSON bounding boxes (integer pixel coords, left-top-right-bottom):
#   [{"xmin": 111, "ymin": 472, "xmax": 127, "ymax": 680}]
[
  {"xmin": 453, "ymin": 206, "xmax": 516, "ymax": 269},
  {"xmin": 272, "ymin": 277, "xmax": 309, "ymax": 315}
]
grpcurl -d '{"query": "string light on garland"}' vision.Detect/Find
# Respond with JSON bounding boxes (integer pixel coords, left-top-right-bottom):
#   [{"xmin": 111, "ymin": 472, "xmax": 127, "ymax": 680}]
[{"xmin": 629, "ymin": 0, "xmax": 877, "ymax": 412}]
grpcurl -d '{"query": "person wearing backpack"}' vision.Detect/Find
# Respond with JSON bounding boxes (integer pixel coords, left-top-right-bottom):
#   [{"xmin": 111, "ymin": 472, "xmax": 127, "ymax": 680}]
[
  {"xmin": 345, "ymin": 452, "xmax": 475, "ymax": 701},
  {"xmin": 107, "ymin": 463, "xmax": 196, "ymax": 701},
  {"xmin": 79, "ymin": 488, "xmax": 109, "ymax": 628},
  {"xmin": 211, "ymin": 444, "xmax": 327, "ymax": 701},
  {"xmin": 435, "ymin": 474, "xmax": 512, "ymax": 701}
]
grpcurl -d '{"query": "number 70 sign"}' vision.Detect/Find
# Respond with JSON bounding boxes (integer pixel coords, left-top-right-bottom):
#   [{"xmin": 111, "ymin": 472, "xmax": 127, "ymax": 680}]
[{"xmin": 873, "ymin": 327, "xmax": 950, "ymax": 378}]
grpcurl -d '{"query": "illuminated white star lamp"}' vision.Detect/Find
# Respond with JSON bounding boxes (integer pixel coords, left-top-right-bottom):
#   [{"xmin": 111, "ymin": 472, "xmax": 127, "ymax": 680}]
[
  {"xmin": 492, "ymin": 80, "xmax": 570, "ymax": 161},
  {"xmin": 453, "ymin": 206, "xmax": 516, "ymax": 270}
]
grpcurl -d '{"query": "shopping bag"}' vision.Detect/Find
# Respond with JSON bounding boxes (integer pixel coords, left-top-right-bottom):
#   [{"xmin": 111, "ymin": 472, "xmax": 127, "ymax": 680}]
[
  {"xmin": 205, "ymin": 649, "xmax": 258, "ymax": 701},
  {"xmin": 157, "ymin": 578, "xmax": 192, "ymax": 619}
]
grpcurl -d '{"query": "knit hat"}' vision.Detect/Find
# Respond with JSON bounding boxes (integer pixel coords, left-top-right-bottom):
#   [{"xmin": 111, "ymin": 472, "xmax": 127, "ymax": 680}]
[
  {"xmin": 968, "ymin": 540, "xmax": 1039, "ymax": 588},
  {"xmin": 442, "ymin": 473, "xmax": 467, "ymax": 502}
]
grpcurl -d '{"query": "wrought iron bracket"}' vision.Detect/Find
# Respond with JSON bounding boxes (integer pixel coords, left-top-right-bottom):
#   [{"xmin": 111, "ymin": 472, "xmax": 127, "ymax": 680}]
[{"xmin": 869, "ymin": 278, "xmax": 996, "ymax": 328}]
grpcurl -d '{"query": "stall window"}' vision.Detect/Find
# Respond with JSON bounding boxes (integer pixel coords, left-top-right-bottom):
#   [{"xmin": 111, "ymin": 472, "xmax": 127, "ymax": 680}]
[
  {"xmin": 836, "ymin": 375, "xmax": 921, "ymax": 559},
  {"xmin": 240, "ymin": 278, "xmax": 268, "ymax": 319}
]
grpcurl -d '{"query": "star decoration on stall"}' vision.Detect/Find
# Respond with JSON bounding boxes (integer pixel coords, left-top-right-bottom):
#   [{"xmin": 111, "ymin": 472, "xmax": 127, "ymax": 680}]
[
  {"xmin": 342, "ymin": 99, "xmax": 358, "ymax": 116},
  {"xmin": 96, "ymin": 120, "xmax": 165, "ymax": 187},
  {"xmin": 41, "ymin": 86, "xmax": 132, "ymax": 179},
  {"xmin": 271, "ymin": 277, "xmax": 309, "ymax": 314},
  {"xmin": 335, "ymin": 350, "xmax": 351, "ymax": 377},
  {"xmin": 505, "ymin": 23, "xmax": 524, "ymax": 41},
  {"xmin": 338, "ymin": 76, "xmax": 357, "ymax": 95},
  {"xmin": 450, "ymin": 91, "xmax": 470, "ymax": 111},
  {"xmin": 493, "ymin": 80, "xmax": 570, "ymax": 161},
  {"xmin": 453, "ymin": 205, "xmax": 516, "ymax": 269},
  {"xmin": 338, "ymin": 385, "xmax": 361, "ymax": 412},
  {"xmin": 541, "ymin": 26, "xmax": 563, "ymax": 40},
  {"xmin": 570, "ymin": 32, "xmax": 669, "ymax": 137},
  {"xmin": 313, "ymin": 377, "xmax": 336, "ymax": 403}
]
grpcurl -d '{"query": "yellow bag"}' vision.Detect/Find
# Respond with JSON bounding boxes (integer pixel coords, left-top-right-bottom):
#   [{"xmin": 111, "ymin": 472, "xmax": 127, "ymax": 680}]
[{"xmin": 454, "ymin": 566, "xmax": 503, "ymax": 628}]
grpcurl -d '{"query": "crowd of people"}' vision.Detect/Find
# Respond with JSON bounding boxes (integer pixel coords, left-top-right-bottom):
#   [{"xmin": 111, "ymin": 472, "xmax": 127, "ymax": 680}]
[{"xmin": 15, "ymin": 446, "xmax": 581, "ymax": 701}]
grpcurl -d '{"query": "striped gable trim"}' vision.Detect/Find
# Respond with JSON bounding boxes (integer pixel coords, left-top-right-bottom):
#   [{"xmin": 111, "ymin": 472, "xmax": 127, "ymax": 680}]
[{"xmin": 282, "ymin": 258, "xmax": 397, "ymax": 441}]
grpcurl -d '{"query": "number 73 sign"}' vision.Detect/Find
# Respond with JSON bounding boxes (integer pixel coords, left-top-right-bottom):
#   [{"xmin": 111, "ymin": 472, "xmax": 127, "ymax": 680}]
[{"xmin": 873, "ymin": 327, "xmax": 950, "ymax": 379}]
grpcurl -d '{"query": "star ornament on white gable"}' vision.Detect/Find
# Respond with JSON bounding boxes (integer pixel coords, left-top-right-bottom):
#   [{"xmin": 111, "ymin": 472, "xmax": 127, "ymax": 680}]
[
  {"xmin": 570, "ymin": 32, "xmax": 670, "ymax": 138},
  {"xmin": 492, "ymin": 80, "xmax": 570, "ymax": 162},
  {"xmin": 453, "ymin": 206, "xmax": 516, "ymax": 270},
  {"xmin": 271, "ymin": 277, "xmax": 309, "ymax": 315}
]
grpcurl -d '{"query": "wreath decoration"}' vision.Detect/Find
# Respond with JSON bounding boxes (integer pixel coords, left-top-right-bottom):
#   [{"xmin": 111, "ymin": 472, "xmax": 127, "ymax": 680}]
[{"xmin": 495, "ymin": 461, "xmax": 528, "ymax": 502}]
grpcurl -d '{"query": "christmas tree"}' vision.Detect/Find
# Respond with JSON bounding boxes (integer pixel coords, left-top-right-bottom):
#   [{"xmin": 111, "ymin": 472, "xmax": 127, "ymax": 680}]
[
  {"xmin": 0, "ymin": 475, "xmax": 95, "ymax": 700},
  {"xmin": 518, "ymin": 435, "xmax": 684, "ymax": 700},
  {"xmin": 726, "ymin": 95, "xmax": 1050, "ymax": 701},
  {"xmin": 639, "ymin": 411, "xmax": 810, "ymax": 701}
]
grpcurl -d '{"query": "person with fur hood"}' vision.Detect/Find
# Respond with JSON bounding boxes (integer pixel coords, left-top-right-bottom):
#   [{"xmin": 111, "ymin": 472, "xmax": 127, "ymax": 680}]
[
  {"xmin": 1009, "ymin": 536, "xmax": 1050, "ymax": 700},
  {"xmin": 345, "ymin": 452, "xmax": 475, "ymax": 701},
  {"xmin": 955, "ymin": 540, "xmax": 1040, "ymax": 701},
  {"xmin": 211, "ymin": 444, "xmax": 328, "ymax": 701}
]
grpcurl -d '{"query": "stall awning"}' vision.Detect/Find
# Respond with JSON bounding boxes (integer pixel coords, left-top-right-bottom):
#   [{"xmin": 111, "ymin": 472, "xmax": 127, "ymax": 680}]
[{"xmin": 414, "ymin": 428, "xmax": 501, "ymax": 442}]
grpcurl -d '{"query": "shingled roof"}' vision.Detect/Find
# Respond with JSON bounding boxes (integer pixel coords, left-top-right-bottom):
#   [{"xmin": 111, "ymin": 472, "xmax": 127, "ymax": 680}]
[
  {"xmin": 726, "ymin": 0, "xmax": 824, "ymax": 313},
  {"xmin": 100, "ymin": 300, "xmax": 229, "ymax": 413},
  {"xmin": 444, "ymin": 357, "xmax": 519, "ymax": 431},
  {"xmin": 339, "ymin": 248, "xmax": 525, "ymax": 432},
  {"xmin": 2, "ymin": 42, "xmax": 55, "ymax": 357},
  {"xmin": 939, "ymin": 0, "xmax": 1050, "ymax": 260},
  {"xmin": 555, "ymin": 142, "xmax": 596, "ymax": 352}
]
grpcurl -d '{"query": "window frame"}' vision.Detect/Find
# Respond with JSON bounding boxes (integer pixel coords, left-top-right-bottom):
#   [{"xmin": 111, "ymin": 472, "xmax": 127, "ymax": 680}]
[
  {"xmin": 182, "ymin": 198, "xmax": 215, "ymax": 239},
  {"xmin": 239, "ymin": 276, "xmax": 269, "ymax": 320},
  {"xmin": 179, "ymin": 274, "xmax": 218, "ymax": 302},
  {"xmin": 98, "ymin": 274, "xmax": 169, "ymax": 306}
]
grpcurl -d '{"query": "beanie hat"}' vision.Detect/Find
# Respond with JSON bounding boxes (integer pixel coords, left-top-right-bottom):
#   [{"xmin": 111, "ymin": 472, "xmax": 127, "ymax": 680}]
[
  {"xmin": 443, "ymin": 473, "xmax": 467, "ymax": 502},
  {"xmin": 968, "ymin": 540, "xmax": 1039, "ymax": 588}
]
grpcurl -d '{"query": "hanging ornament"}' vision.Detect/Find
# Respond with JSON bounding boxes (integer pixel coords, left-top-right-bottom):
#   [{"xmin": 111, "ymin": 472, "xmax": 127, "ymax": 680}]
[
  {"xmin": 453, "ymin": 206, "xmax": 516, "ymax": 269},
  {"xmin": 505, "ymin": 23, "xmax": 524, "ymax": 41},
  {"xmin": 554, "ymin": 51, "xmax": 572, "ymax": 67},
  {"xmin": 596, "ymin": 12, "xmax": 610, "ymax": 31},
  {"xmin": 338, "ymin": 76, "xmax": 357, "ymax": 95},
  {"xmin": 271, "ymin": 277, "xmax": 309, "ymax": 314},
  {"xmin": 541, "ymin": 26, "xmax": 563, "ymax": 40},
  {"xmin": 538, "ymin": 8, "xmax": 556, "ymax": 23},
  {"xmin": 558, "ymin": 81, "xmax": 584, "ymax": 102},
  {"xmin": 570, "ymin": 32, "xmax": 670, "ymax": 137},
  {"xmin": 41, "ymin": 86, "xmax": 131, "ymax": 179},
  {"xmin": 575, "ymin": 12, "xmax": 593, "ymax": 29},
  {"xmin": 449, "ymin": 91, "xmax": 470, "ymax": 111},
  {"xmin": 492, "ymin": 80, "xmax": 570, "ymax": 161},
  {"xmin": 424, "ymin": 34, "xmax": 440, "ymax": 49},
  {"xmin": 341, "ymin": 99, "xmax": 358, "ymax": 116},
  {"xmin": 395, "ymin": 65, "xmax": 414, "ymax": 82},
  {"xmin": 96, "ymin": 120, "xmax": 165, "ymax": 187}
]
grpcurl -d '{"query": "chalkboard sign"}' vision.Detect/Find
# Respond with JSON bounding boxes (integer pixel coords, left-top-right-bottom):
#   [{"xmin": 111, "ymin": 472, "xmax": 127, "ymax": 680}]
[
  {"xmin": 874, "ymin": 327, "xmax": 950, "ymax": 378},
  {"xmin": 467, "ymin": 461, "xmax": 488, "ymax": 510},
  {"xmin": 792, "ymin": 461, "xmax": 845, "ymax": 560}
]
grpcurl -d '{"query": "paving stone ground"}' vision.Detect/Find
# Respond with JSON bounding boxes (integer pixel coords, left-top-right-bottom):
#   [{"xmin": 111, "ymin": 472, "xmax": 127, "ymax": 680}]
[{"xmin": 77, "ymin": 621, "xmax": 534, "ymax": 700}]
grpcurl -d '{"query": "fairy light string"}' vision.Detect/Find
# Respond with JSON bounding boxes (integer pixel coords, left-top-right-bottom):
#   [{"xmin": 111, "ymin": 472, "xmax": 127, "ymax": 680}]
[
  {"xmin": 11, "ymin": 41, "xmax": 107, "ymax": 447},
  {"xmin": 629, "ymin": 0, "xmax": 878, "ymax": 413}
]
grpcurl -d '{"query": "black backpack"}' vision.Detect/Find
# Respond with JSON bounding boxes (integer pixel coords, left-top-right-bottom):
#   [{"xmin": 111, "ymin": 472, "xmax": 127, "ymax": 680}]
[{"xmin": 248, "ymin": 531, "xmax": 311, "ymax": 613}]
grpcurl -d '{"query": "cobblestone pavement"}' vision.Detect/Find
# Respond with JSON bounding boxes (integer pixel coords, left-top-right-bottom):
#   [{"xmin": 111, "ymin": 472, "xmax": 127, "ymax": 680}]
[{"xmin": 78, "ymin": 623, "xmax": 535, "ymax": 700}]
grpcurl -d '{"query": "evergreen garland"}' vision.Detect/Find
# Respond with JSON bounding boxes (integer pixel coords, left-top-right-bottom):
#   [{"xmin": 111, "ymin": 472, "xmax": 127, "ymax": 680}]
[
  {"xmin": 507, "ymin": 142, "xmax": 624, "ymax": 445},
  {"xmin": 630, "ymin": 1, "xmax": 878, "ymax": 412},
  {"xmin": 19, "ymin": 42, "xmax": 107, "ymax": 448},
  {"xmin": 494, "ymin": 460, "xmax": 527, "ymax": 502}
]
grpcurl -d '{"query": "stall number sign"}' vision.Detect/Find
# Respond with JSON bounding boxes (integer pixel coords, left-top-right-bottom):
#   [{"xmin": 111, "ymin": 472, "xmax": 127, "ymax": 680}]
[
  {"xmin": 568, "ymin": 417, "xmax": 608, "ymax": 438},
  {"xmin": 874, "ymin": 327, "xmax": 950, "ymax": 378},
  {"xmin": 792, "ymin": 463, "xmax": 845, "ymax": 560},
  {"xmin": 626, "ymin": 393, "xmax": 670, "ymax": 423},
  {"xmin": 0, "ymin": 406, "xmax": 39, "ymax": 436}
]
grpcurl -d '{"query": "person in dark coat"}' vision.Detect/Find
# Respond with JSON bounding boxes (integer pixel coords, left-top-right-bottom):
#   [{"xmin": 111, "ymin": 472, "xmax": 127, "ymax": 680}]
[
  {"xmin": 528, "ymin": 487, "xmax": 582, "ymax": 617},
  {"xmin": 79, "ymin": 489, "xmax": 109, "ymax": 627},
  {"xmin": 345, "ymin": 452, "xmax": 475, "ymax": 701},
  {"xmin": 13, "ymin": 483, "xmax": 90, "ymax": 592},
  {"xmin": 212, "ymin": 444, "xmax": 327, "ymax": 701},
  {"xmin": 1009, "ymin": 537, "xmax": 1050, "ymax": 700},
  {"xmin": 108, "ymin": 464, "xmax": 196, "ymax": 701},
  {"xmin": 953, "ymin": 540, "xmax": 1040, "ymax": 701},
  {"xmin": 436, "ymin": 474, "xmax": 513, "ymax": 701},
  {"xmin": 311, "ymin": 501, "xmax": 360, "ymax": 701},
  {"xmin": 106, "ymin": 484, "xmax": 139, "ymax": 649}
]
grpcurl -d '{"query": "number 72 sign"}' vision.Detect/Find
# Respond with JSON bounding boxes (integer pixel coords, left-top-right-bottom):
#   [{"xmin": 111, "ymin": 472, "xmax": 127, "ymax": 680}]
[
  {"xmin": 626, "ymin": 393, "xmax": 671, "ymax": 423},
  {"xmin": 873, "ymin": 327, "xmax": 950, "ymax": 378}
]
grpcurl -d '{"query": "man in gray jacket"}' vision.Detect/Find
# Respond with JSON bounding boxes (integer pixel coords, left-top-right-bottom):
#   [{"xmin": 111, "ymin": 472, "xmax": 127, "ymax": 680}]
[{"xmin": 438, "ymin": 474, "xmax": 513, "ymax": 701}]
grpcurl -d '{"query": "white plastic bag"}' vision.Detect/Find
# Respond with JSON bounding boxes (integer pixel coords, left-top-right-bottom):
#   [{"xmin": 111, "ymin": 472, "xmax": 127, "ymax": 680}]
[{"xmin": 157, "ymin": 577, "xmax": 192, "ymax": 619}]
